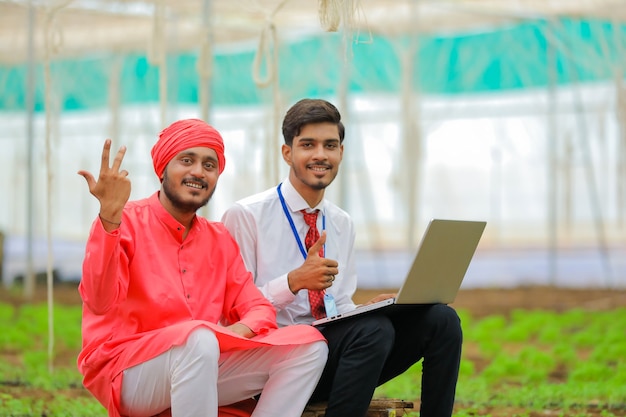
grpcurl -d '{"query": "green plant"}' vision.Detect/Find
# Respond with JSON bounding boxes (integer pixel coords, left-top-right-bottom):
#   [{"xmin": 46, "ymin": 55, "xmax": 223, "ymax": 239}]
[{"xmin": 3, "ymin": 301, "xmax": 626, "ymax": 417}]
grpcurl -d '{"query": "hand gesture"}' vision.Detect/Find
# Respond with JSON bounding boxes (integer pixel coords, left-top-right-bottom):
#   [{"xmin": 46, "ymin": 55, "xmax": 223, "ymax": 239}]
[
  {"xmin": 77, "ymin": 139, "xmax": 131, "ymax": 229},
  {"xmin": 287, "ymin": 232, "xmax": 339, "ymax": 293}
]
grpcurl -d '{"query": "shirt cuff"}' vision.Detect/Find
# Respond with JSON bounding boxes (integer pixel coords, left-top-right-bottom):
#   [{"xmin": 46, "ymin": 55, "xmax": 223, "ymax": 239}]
[{"xmin": 266, "ymin": 274, "xmax": 297, "ymax": 309}]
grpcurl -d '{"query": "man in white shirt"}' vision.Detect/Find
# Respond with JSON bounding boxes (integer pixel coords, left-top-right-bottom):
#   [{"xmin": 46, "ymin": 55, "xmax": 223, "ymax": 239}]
[{"xmin": 222, "ymin": 98, "xmax": 462, "ymax": 417}]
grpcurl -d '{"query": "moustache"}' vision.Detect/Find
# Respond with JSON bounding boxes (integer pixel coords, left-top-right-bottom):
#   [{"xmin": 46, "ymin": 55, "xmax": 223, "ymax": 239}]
[{"xmin": 183, "ymin": 177, "xmax": 209, "ymax": 189}]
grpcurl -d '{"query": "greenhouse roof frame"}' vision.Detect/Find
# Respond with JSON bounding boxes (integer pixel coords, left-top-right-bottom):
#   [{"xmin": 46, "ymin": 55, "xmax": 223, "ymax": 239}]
[{"xmin": 2, "ymin": 0, "xmax": 626, "ymax": 64}]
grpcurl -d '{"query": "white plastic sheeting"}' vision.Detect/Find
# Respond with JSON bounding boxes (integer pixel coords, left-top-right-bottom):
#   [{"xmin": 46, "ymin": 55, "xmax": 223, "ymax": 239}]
[{"xmin": 2, "ymin": 84, "xmax": 624, "ymax": 288}]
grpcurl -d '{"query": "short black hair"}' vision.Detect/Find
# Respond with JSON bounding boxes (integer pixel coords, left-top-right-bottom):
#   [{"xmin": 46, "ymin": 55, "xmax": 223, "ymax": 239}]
[{"xmin": 281, "ymin": 99, "xmax": 345, "ymax": 146}]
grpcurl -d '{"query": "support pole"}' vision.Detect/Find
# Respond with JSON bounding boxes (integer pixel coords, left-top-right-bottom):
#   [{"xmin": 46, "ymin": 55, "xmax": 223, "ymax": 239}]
[
  {"xmin": 198, "ymin": 0, "xmax": 214, "ymax": 219},
  {"xmin": 24, "ymin": 1, "xmax": 36, "ymax": 299},
  {"xmin": 400, "ymin": 0, "xmax": 421, "ymax": 247},
  {"xmin": 546, "ymin": 22, "xmax": 558, "ymax": 286},
  {"xmin": 199, "ymin": 0, "xmax": 214, "ymax": 124},
  {"xmin": 338, "ymin": 34, "xmax": 350, "ymax": 211}
]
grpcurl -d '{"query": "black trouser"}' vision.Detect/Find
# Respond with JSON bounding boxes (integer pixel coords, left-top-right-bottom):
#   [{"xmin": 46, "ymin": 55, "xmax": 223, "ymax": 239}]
[{"xmin": 309, "ymin": 304, "xmax": 462, "ymax": 417}]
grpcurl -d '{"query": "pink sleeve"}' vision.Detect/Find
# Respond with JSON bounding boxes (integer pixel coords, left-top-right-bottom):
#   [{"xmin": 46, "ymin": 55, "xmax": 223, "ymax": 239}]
[
  {"xmin": 221, "ymin": 233, "xmax": 277, "ymax": 335},
  {"xmin": 78, "ymin": 218, "xmax": 131, "ymax": 315}
]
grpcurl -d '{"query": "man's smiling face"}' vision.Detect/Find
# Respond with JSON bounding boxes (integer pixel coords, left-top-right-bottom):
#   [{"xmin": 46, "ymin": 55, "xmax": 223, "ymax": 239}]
[
  {"xmin": 282, "ymin": 122, "xmax": 343, "ymax": 197},
  {"xmin": 161, "ymin": 146, "xmax": 219, "ymax": 213}
]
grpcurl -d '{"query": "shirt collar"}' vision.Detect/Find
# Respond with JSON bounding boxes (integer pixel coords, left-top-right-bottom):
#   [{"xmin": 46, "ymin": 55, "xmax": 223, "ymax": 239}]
[
  {"xmin": 281, "ymin": 178, "xmax": 325, "ymax": 214},
  {"xmin": 149, "ymin": 192, "xmax": 198, "ymax": 240}
]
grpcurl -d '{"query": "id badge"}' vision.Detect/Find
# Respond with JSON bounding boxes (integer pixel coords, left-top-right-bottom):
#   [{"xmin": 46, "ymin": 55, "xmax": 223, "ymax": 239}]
[{"xmin": 324, "ymin": 293, "xmax": 338, "ymax": 318}]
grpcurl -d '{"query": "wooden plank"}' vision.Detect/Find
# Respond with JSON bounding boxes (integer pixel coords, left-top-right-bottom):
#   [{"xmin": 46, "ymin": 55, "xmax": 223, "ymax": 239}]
[{"xmin": 302, "ymin": 398, "xmax": 414, "ymax": 417}]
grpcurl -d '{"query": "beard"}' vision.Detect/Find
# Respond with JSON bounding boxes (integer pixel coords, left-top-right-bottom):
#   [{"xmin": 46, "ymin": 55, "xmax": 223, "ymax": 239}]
[
  {"xmin": 308, "ymin": 179, "xmax": 329, "ymax": 190},
  {"xmin": 292, "ymin": 164, "xmax": 337, "ymax": 191},
  {"xmin": 162, "ymin": 171, "xmax": 215, "ymax": 212}
]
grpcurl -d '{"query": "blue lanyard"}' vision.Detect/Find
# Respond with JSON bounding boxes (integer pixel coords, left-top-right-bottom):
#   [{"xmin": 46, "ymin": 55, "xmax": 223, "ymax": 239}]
[{"xmin": 277, "ymin": 182, "xmax": 325, "ymax": 260}]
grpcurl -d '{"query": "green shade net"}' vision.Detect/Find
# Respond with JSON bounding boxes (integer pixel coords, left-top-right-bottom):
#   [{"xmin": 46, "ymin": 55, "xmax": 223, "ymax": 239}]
[{"xmin": 1, "ymin": 18, "xmax": 624, "ymax": 113}]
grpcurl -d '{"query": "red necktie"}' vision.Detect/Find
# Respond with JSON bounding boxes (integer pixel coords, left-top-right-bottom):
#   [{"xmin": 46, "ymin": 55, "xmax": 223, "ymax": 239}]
[{"xmin": 301, "ymin": 209, "xmax": 326, "ymax": 319}]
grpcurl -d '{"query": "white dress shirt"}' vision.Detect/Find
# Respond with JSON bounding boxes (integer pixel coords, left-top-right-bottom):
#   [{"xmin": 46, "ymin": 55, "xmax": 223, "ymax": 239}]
[{"xmin": 222, "ymin": 178, "xmax": 358, "ymax": 327}]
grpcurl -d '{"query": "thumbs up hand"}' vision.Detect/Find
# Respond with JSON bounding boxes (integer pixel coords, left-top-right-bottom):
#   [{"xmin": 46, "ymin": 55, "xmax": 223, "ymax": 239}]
[{"xmin": 287, "ymin": 232, "xmax": 339, "ymax": 294}]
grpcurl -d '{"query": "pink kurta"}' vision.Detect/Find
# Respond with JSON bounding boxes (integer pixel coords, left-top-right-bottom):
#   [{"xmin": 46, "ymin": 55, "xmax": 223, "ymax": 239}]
[{"xmin": 77, "ymin": 192, "xmax": 325, "ymax": 417}]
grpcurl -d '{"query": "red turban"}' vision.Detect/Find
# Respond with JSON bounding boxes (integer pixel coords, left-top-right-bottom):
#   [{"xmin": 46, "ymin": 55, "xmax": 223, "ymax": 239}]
[{"xmin": 151, "ymin": 118, "xmax": 226, "ymax": 178}]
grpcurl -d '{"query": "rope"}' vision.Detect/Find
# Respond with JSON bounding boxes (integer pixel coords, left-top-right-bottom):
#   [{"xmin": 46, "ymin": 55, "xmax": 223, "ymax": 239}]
[
  {"xmin": 318, "ymin": 0, "xmax": 341, "ymax": 32},
  {"xmin": 251, "ymin": 0, "xmax": 288, "ymax": 89},
  {"xmin": 253, "ymin": 22, "xmax": 279, "ymax": 89},
  {"xmin": 42, "ymin": 0, "xmax": 72, "ymax": 375},
  {"xmin": 196, "ymin": 27, "xmax": 213, "ymax": 80},
  {"xmin": 249, "ymin": 0, "xmax": 288, "ymax": 186},
  {"xmin": 318, "ymin": 0, "xmax": 371, "ymax": 61},
  {"xmin": 251, "ymin": 22, "xmax": 276, "ymax": 88},
  {"xmin": 251, "ymin": 17, "xmax": 281, "ymax": 183},
  {"xmin": 319, "ymin": 0, "xmax": 370, "ymax": 39}
]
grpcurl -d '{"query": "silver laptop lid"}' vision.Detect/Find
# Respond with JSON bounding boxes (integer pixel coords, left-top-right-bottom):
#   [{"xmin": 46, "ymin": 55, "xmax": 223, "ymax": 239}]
[{"xmin": 395, "ymin": 219, "xmax": 486, "ymax": 305}]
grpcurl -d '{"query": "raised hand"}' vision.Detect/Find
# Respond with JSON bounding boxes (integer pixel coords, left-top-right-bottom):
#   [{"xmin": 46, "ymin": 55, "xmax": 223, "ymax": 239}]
[
  {"xmin": 77, "ymin": 139, "xmax": 131, "ymax": 230},
  {"xmin": 287, "ymin": 232, "xmax": 339, "ymax": 293}
]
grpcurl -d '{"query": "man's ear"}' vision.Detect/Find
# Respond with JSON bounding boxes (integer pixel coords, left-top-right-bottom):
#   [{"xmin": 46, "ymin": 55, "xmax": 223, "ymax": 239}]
[{"xmin": 281, "ymin": 144, "xmax": 292, "ymax": 166}]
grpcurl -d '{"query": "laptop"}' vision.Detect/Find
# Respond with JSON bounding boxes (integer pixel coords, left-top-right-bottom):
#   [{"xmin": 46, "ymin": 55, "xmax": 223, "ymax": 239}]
[{"xmin": 312, "ymin": 219, "xmax": 486, "ymax": 327}]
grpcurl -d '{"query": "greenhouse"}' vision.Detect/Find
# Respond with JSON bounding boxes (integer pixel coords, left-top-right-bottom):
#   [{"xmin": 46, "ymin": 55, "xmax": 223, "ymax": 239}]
[{"xmin": 1, "ymin": 0, "xmax": 625, "ymax": 291}]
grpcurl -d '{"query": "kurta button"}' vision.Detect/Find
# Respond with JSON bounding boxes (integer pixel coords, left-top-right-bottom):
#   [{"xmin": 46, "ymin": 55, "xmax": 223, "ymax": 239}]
[
  {"xmin": 187, "ymin": 294, "xmax": 190, "ymax": 299},
  {"xmin": 182, "ymin": 269, "xmax": 187, "ymax": 273}
]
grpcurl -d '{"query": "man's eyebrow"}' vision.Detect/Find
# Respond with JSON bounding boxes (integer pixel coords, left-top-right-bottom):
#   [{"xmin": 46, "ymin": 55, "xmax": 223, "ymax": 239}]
[
  {"xmin": 298, "ymin": 137, "xmax": 340, "ymax": 142},
  {"xmin": 178, "ymin": 150, "xmax": 218, "ymax": 161}
]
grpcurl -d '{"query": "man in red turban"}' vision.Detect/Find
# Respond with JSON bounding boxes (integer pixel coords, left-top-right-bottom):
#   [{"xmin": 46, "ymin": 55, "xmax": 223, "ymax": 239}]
[
  {"xmin": 77, "ymin": 119, "xmax": 327, "ymax": 417},
  {"xmin": 151, "ymin": 118, "xmax": 227, "ymax": 178}
]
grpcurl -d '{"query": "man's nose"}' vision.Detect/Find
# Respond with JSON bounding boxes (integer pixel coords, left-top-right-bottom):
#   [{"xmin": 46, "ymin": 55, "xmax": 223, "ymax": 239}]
[
  {"xmin": 190, "ymin": 161, "xmax": 205, "ymax": 176},
  {"xmin": 312, "ymin": 144, "xmax": 327, "ymax": 159}
]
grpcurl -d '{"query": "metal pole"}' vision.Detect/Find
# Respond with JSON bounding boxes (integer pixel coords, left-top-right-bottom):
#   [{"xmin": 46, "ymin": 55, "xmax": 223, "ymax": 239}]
[
  {"xmin": 198, "ymin": 0, "xmax": 214, "ymax": 220},
  {"xmin": 200, "ymin": 0, "xmax": 213, "ymax": 123},
  {"xmin": 338, "ymin": 34, "xmax": 349, "ymax": 211},
  {"xmin": 546, "ymin": 22, "xmax": 558, "ymax": 286},
  {"xmin": 401, "ymin": 0, "xmax": 421, "ymax": 247},
  {"xmin": 25, "ymin": 1, "xmax": 36, "ymax": 299}
]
